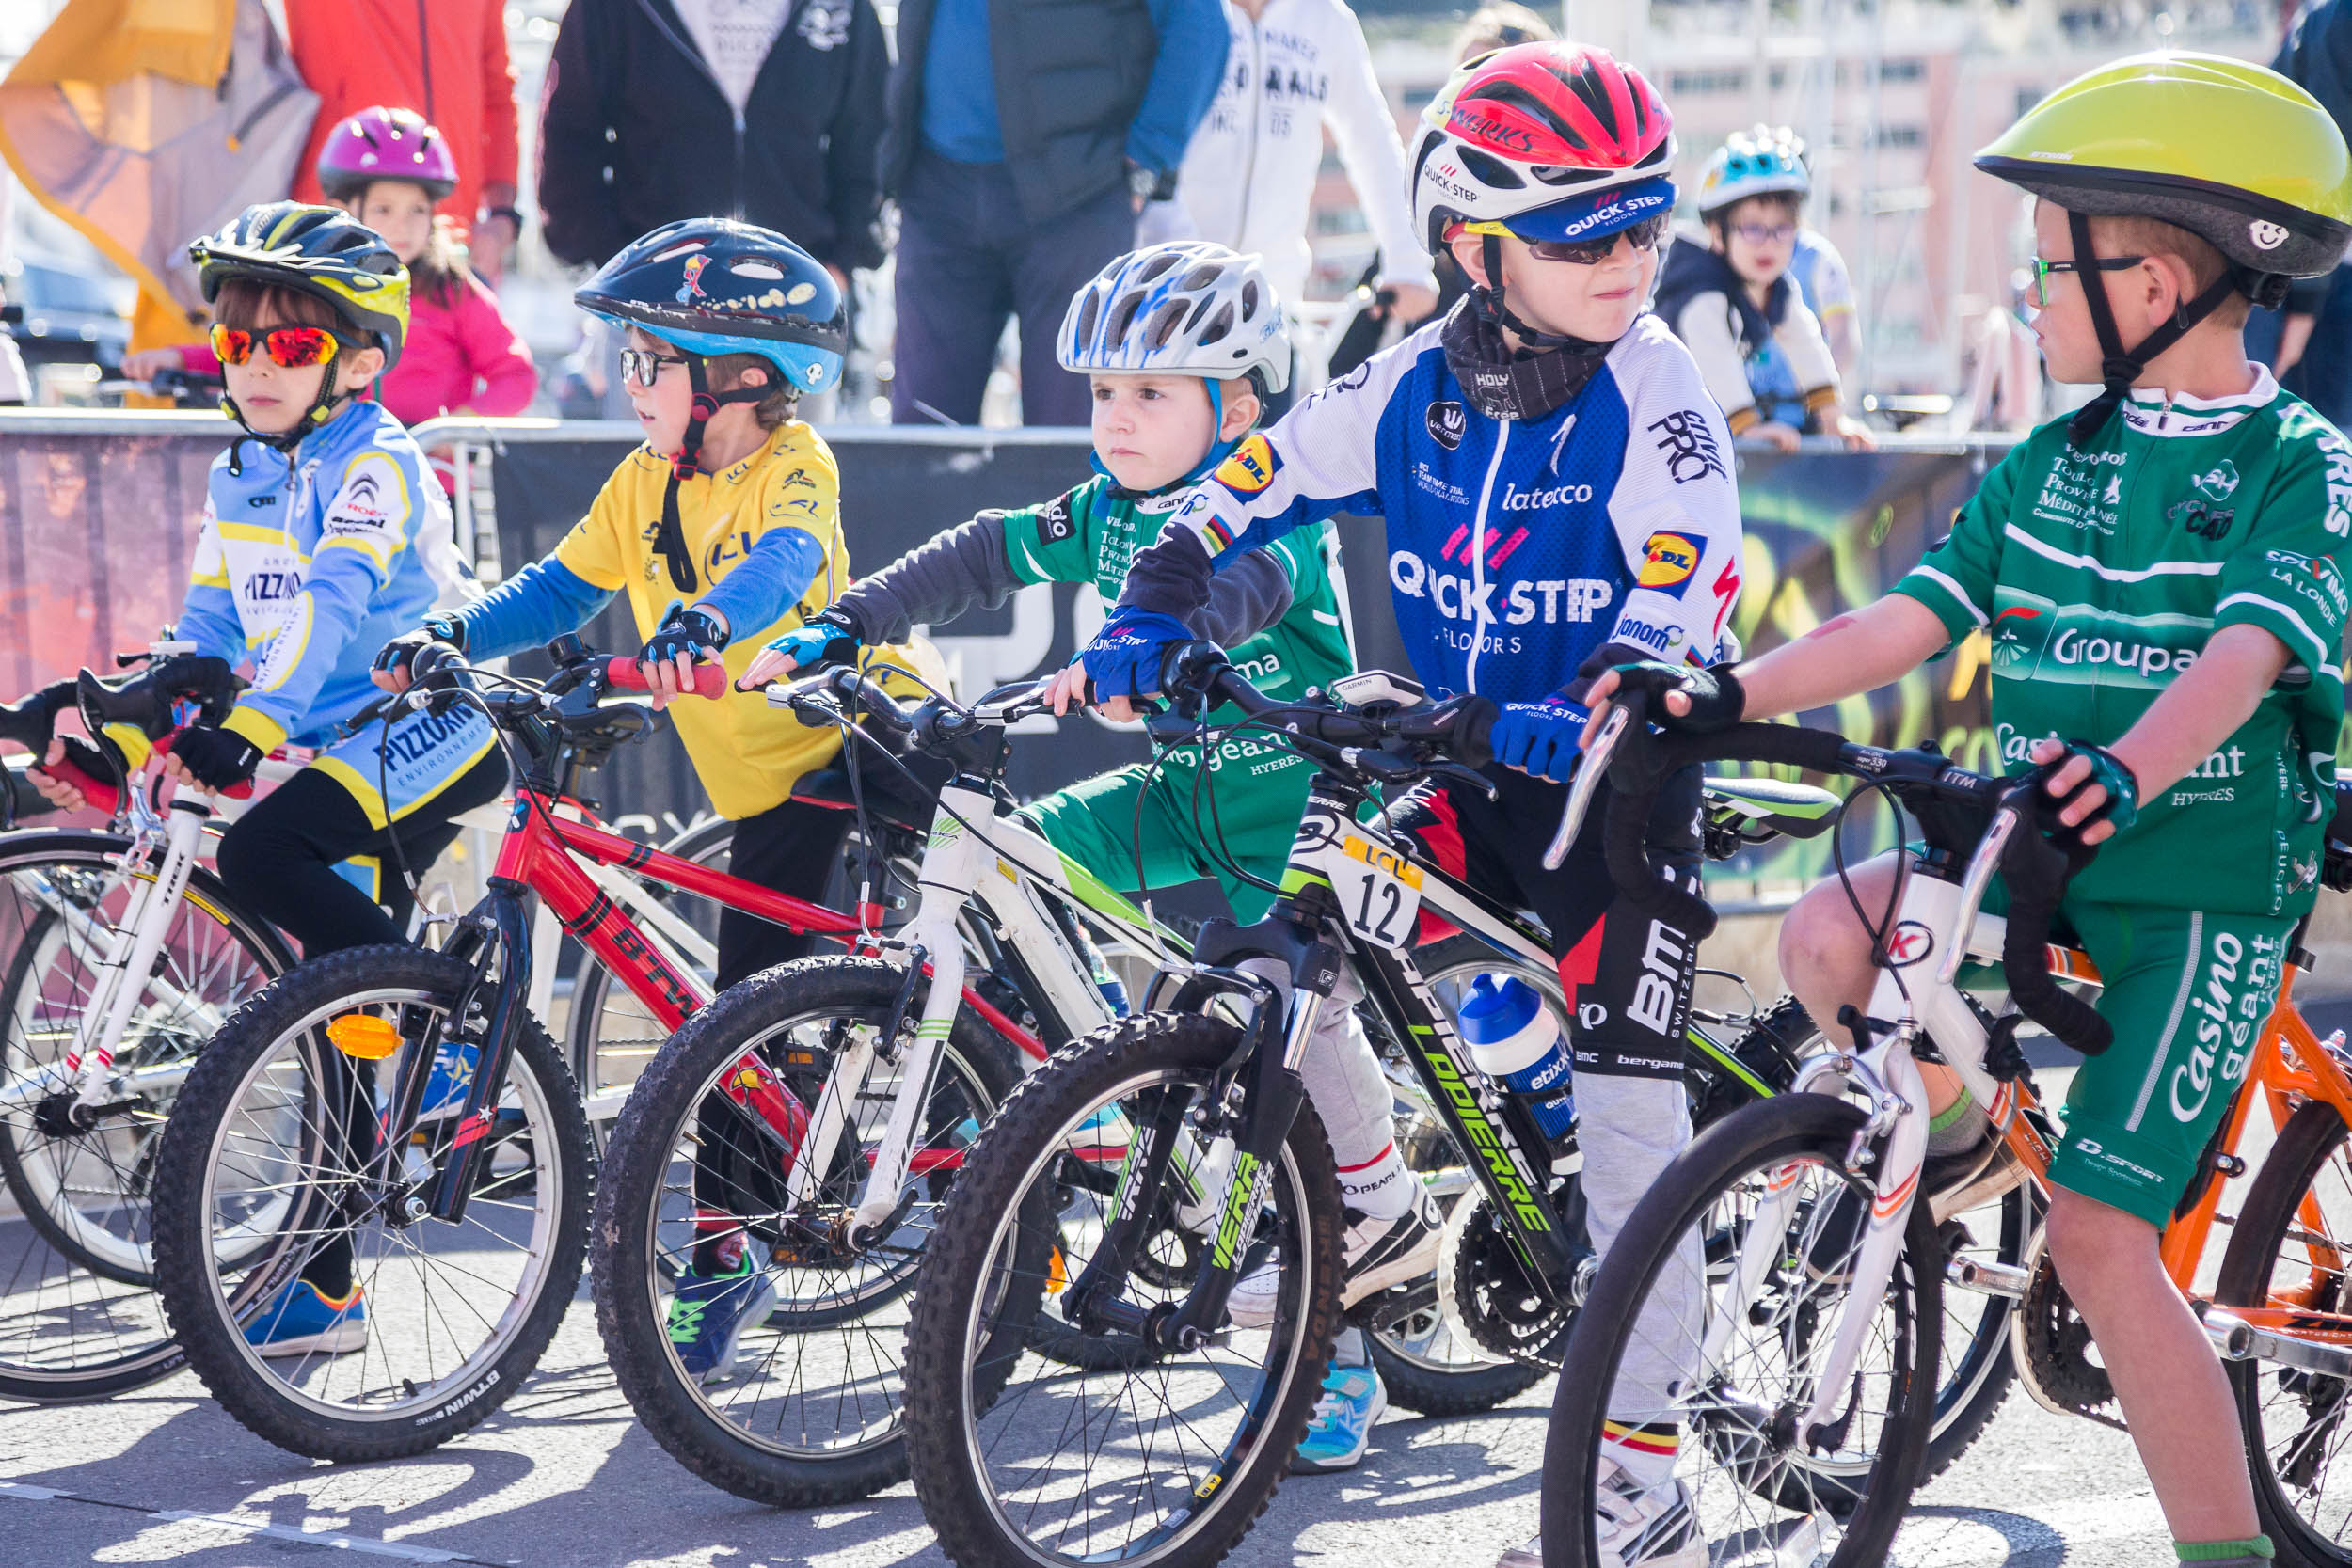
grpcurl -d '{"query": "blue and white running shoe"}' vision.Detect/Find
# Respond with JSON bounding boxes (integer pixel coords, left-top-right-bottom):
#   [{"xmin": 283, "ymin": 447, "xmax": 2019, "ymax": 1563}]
[
  {"xmin": 1291, "ymin": 1357, "xmax": 1387, "ymax": 1473},
  {"xmin": 666, "ymin": 1259, "xmax": 778, "ymax": 1383}
]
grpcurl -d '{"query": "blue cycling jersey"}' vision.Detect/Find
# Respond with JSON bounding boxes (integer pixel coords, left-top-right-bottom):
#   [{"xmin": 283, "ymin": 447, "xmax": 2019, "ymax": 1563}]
[
  {"xmin": 1115, "ymin": 311, "xmax": 1744, "ymax": 704},
  {"xmin": 179, "ymin": 402, "xmax": 472, "ymax": 750}
]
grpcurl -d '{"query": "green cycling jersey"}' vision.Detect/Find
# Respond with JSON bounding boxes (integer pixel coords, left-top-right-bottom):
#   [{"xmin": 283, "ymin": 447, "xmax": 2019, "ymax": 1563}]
[{"xmin": 1896, "ymin": 370, "xmax": 2352, "ymax": 918}]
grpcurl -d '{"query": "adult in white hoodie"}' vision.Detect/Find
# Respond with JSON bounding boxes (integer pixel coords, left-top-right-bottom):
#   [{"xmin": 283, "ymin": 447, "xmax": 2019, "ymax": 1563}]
[{"xmin": 1146, "ymin": 0, "xmax": 1437, "ymax": 335}]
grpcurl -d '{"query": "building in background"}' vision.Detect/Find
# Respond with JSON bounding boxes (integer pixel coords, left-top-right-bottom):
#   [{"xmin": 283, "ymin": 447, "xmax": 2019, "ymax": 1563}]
[{"xmin": 1310, "ymin": 0, "xmax": 2282, "ymax": 404}]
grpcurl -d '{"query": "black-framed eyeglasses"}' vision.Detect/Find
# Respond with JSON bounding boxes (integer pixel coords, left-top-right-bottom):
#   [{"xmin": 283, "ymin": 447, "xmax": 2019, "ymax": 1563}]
[
  {"xmin": 619, "ymin": 346, "xmax": 691, "ymax": 388},
  {"xmin": 2029, "ymin": 254, "xmax": 2144, "ymax": 309}
]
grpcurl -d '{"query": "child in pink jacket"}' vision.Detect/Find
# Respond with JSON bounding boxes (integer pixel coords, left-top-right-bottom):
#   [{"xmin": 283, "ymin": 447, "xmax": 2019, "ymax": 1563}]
[{"xmin": 131, "ymin": 107, "xmax": 535, "ymax": 489}]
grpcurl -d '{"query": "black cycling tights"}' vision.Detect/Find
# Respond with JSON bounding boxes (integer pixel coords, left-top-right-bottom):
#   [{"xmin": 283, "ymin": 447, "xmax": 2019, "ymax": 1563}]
[{"xmin": 214, "ymin": 753, "xmax": 509, "ymax": 1296}]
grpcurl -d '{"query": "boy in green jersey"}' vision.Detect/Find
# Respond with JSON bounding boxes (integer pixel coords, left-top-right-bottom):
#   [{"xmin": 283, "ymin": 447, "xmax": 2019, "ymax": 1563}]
[
  {"xmin": 1590, "ymin": 52, "xmax": 2352, "ymax": 1567},
  {"xmin": 740, "ymin": 242, "xmax": 1431, "ymax": 1473}
]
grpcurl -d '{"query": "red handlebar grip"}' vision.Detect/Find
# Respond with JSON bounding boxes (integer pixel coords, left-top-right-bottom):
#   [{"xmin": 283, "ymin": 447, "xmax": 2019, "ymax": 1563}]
[
  {"xmin": 151, "ymin": 731, "xmax": 256, "ymax": 800},
  {"xmin": 38, "ymin": 758, "xmax": 119, "ymax": 816},
  {"xmin": 602, "ymin": 657, "xmax": 729, "ymax": 699}
]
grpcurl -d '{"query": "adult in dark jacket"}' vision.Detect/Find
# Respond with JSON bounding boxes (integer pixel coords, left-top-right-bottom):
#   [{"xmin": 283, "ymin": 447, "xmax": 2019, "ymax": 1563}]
[
  {"xmin": 882, "ymin": 0, "xmax": 1225, "ymax": 426},
  {"xmin": 2261, "ymin": 0, "xmax": 2352, "ymax": 427},
  {"xmin": 539, "ymin": 0, "xmax": 887, "ymax": 283}
]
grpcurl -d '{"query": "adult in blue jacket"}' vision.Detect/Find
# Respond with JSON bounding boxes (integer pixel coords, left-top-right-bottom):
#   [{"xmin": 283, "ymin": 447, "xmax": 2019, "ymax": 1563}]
[{"xmin": 880, "ymin": 0, "xmax": 1227, "ymax": 426}]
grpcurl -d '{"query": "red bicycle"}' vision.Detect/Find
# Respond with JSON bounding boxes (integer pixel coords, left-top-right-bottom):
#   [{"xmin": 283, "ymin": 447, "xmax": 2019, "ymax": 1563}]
[{"xmin": 145, "ymin": 634, "xmax": 1042, "ymax": 1463}]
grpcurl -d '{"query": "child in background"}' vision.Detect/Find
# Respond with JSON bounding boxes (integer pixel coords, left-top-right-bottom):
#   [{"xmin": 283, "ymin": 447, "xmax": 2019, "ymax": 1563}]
[
  {"xmin": 128, "ymin": 107, "xmax": 537, "ymax": 489},
  {"xmin": 1654, "ymin": 125, "xmax": 1874, "ymax": 453}
]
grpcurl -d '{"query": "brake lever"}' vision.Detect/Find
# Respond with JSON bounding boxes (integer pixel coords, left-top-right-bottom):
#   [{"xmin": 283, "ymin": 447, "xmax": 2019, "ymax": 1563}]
[{"xmin": 1425, "ymin": 761, "xmax": 1499, "ymax": 800}]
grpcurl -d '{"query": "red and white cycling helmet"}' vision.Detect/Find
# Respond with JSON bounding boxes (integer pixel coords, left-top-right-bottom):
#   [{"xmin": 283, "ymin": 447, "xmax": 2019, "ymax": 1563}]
[{"xmin": 1408, "ymin": 41, "xmax": 1677, "ymax": 256}]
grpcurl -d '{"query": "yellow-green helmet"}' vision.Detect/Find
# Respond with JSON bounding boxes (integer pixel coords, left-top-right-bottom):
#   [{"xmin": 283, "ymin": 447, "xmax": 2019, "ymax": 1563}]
[{"xmin": 1976, "ymin": 50, "xmax": 2352, "ymax": 283}]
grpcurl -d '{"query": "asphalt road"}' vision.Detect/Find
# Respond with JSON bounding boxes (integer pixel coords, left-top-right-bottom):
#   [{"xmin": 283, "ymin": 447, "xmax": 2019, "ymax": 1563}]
[{"xmin": 6, "ymin": 999, "xmax": 2349, "ymax": 1568}]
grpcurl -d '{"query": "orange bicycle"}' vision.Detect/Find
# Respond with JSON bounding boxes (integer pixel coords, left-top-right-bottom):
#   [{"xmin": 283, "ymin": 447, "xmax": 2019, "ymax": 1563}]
[{"xmin": 1541, "ymin": 710, "xmax": 2352, "ymax": 1568}]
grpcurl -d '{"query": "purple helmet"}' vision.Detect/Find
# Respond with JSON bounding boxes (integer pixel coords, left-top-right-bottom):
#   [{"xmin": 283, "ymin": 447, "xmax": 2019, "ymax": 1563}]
[{"xmin": 315, "ymin": 106, "xmax": 458, "ymax": 203}]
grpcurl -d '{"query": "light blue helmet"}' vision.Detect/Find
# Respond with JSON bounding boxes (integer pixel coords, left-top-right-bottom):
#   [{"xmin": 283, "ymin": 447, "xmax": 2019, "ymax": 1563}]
[
  {"xmin": 1058, "ymin": 243, "xmax": 1291, "ymax": 394},
  {"xmin": 1696, "ymin": 125, "xmax": 1810, "ymax": 215}
]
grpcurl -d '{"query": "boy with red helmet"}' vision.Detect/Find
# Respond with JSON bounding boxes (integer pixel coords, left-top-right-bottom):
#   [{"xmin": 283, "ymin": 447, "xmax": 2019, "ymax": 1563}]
[{"xmin": 1070, "ymin": 44, "xmax": 1740, "ymax": 1560}]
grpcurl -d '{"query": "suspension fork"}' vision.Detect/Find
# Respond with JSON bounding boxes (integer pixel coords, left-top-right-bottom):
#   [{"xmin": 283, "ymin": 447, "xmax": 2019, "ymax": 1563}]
[{"xmin": 69, "ymin": 799, "xmax": 211, "ymax": 1112}]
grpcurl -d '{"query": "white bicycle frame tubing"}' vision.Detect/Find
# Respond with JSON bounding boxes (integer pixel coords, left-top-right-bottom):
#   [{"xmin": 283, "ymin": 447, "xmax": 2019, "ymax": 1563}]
[{"xmin": 1713, "ymin": 835, "xmax": 2020, "ymax": 1435}]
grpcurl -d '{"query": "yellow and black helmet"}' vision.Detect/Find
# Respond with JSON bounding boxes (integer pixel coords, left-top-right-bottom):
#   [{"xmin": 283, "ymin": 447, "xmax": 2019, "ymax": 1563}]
[
  {"xmin": 1977, "ymin": 51, "xmax": 2352, "ymax": 285},
  {"xmin": 189, "ymin": 202, "xmax": 411, "ymax": 371}
]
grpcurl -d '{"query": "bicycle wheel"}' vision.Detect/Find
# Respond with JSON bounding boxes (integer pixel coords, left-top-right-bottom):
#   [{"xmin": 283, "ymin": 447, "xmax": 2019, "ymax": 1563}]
[
  {"xmin": 592, "ymin": 955, "xmax": 1026, "ymax": 1505},
  {"xmin": 0, "ymin": 832, "xmax": 289, "ymax": 1401},
  {"xmin": 151, "ymin": 944, "xmax": 591, "ymax": 1460},
  {"xmin": 904, "ymin": 1010, "xmax": 1345, "ymax": 1568},
  {"xmin": 1542, "ymin": 1093, "xmax": 1941, "ymax": 1568},
  {"xmin": 2217, "ymin": 1098, "xmax": 2352, "ymax": 1565}
]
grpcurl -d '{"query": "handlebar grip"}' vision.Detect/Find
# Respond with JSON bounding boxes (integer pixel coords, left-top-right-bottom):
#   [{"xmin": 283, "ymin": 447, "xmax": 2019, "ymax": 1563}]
[
  {"xmin": 1993, "ymin": 790, "xmax": 2113, "ymax": 1057},
  {"xmin": 37, "ymin": 756, "xmax": 119, "ymax": 816},
  {"xmin": 0, "ymin": 680, "xmax": 72, "ymax": 757},
  {"xmin": 1600, "ymin": 780, "xmax": 1721, "ymax": 939},
  {"xmin": 151, "ymin": 731, "xmax": 255, "ymax": 800},
  {"xmin": 1649, "ymin": 721, "xmax": 1851, "ymax": 777},
  {"xmin": 602, "ymin": 657, "xmax": 730, "ymax": 700}
]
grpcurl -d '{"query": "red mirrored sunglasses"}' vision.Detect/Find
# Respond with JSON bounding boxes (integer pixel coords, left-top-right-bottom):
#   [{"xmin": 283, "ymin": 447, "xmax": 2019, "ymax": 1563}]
[{"xmin": 209, "ymin": 323, "xmax": 355, "ymax": 370}]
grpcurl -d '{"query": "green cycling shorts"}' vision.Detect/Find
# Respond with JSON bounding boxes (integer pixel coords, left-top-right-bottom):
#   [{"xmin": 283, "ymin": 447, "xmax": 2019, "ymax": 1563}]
[
  {"xmin": 1978, "ymin": 877, "xmax": 2294, "ymax": 1227},
  {"xmin": 1018, "ymin": 734, "xmax": 1315, "ymax": 925}
]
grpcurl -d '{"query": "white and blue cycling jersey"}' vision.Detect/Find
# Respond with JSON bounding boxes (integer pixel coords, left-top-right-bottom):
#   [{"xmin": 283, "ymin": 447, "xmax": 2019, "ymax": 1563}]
[
  {"xmin": 1120, "ymin": 311, "xmax": 1744, "ymax": 704},
  {"xmin": 178, "ymin": 401, "xmax": 475, "ymax": 754}
]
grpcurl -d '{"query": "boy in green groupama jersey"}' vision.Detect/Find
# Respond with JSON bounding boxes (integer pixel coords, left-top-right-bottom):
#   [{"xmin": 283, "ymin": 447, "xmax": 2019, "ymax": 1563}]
[
  {"xmin": 1591, "ymin": 53, "xmax": 2352, "ymax": 1568},
  {"xmin": 739, "ymin": 242, "xmax": 1434, "ymax": 1473}
]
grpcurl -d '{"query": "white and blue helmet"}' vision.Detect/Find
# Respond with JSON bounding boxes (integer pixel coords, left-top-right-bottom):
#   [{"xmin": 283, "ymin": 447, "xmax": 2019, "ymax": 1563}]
[
  {"xmin": 1696, "ymin": 125, "xmax": 1811, "ymax": 216},
  {"xmin": 1058, "ymin": 243, "xmax": 1291, "ymax": 394}
]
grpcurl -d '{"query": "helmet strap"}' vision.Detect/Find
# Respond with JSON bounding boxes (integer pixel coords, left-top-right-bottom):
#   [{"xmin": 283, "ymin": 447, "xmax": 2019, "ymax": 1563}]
[
  {"xmin": 1471, "ymin": 232, "xmax": 1612, "ymax": 356},
  {"xmin": 2064, "ymin": 209, "xmax": 2240, "ymax": 447},
  {"xmin": 654, "ymin": 355, "xmax": 769, "ymax": 594}
]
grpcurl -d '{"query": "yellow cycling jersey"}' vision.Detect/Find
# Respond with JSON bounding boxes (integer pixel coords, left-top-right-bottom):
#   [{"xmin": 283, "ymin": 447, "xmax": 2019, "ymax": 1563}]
[{"xmin": 554, "ymin": 421, "xmax": 935, "ymax": 819}]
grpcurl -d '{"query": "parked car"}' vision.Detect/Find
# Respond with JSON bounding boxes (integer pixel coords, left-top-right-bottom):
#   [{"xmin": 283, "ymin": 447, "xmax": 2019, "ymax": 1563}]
[{"xmin": 2, "ymin": 254, "xmax": 130, "ymax": 374}]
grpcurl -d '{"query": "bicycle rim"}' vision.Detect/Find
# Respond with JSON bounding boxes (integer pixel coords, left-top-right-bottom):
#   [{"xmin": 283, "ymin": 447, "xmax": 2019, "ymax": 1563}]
[
  {"xmin": 0, "ymin": 841, "xmax": 279, "ymax": 1392},
  {"xmin": 633, "ymin": 1001, "xmax": 1002, "ymax": 1460},
  {"xmin": 194, "ymin": 985, "xmax": 570, "ymax": 1423},
  {"xmin": 957, "ymin": 1065, "xmax": 1323, "ymax": 1566}
]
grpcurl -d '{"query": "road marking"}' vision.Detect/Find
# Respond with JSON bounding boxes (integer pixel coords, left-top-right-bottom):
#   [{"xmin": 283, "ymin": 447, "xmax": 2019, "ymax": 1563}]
[{"xmin": 0, "ymin": 1483, "xmax": 504, "ymax": 1564}]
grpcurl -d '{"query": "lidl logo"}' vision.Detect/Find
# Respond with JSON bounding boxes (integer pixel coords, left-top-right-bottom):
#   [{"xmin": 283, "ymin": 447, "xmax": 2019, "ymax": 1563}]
[
  {"xmin": 1636, "ymin": 531, "xmax": 1702, "ymax": 594},
  {"xmin": 1215, "ymin": 434, "xmax": 1281, "ymax": 498}
]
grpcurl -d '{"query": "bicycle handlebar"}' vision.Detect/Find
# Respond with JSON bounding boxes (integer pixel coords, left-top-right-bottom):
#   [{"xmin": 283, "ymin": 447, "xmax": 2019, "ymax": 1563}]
[
  {"xmin": 1158, "ymin": 641, "xmax": 1496, "ymax": 777},
  {"xmin": 1573, "ymin": 704, "xmax": 2111, "ymax": 1057}
]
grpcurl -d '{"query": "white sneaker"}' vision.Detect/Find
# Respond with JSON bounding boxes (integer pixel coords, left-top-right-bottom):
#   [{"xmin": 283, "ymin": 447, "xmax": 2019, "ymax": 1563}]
[
  {"xmin": 1494, "ymin": 1455, "xmax": 1703, "ymax": 1568},
  {"xmin": 1227, "ymin": 1185, "xmax": 1441, "ymax": 1330}
]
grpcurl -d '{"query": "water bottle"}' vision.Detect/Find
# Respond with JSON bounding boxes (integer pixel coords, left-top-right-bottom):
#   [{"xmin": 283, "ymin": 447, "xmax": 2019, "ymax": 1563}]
[{"xmin": 1457, "ymin": 974, "xmax": 1576, "ymax": 1142}]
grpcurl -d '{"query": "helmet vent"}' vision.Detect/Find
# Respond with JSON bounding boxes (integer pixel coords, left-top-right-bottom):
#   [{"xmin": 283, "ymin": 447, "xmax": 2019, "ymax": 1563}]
[
  {"xmin": 652, "ymin": 241, "xmax": 705, "ymax": 263},
  {"xmin": 1458, "ymin": 146, "xmax": 1526, "ymax": 191},
  {"xmin": 729, "ymin": 260, "xmax": 786, "ymax": 280},
  {"xmin": 1240, "ymin": 279, "xmax": 1260, "ymax": 317},
  {"xmin": 1135, "ymin": 251, "xmax": 1184, "ymax": 284},
  {"xmin": 1480, "ymin": 80, "xmax": 1581, "ymax": 150},
  {"xmin": 1106, "ymin": 292, "xmax": 1148, "ymax": 346},
  {"xmin": 1195, "ymin": 303, "xmax": 1235, "ymax": 346},
  {"xmin": 1073, "ymin": 292, "xmax": 1103, "ymax": 346},
  {"xmin": 1179, "ymin": 264, "xmax": 1223, "ymax": 293}
]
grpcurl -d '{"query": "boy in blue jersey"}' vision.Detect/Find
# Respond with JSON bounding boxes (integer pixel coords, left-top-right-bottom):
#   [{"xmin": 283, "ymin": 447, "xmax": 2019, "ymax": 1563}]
[
  {"xmin": 30, "ymin": 204, "xmax": 505, "ymax": 1355},
  {"xmin": 1071, "ymin": 44, "xmax": 1740, "ymax": 1565}
]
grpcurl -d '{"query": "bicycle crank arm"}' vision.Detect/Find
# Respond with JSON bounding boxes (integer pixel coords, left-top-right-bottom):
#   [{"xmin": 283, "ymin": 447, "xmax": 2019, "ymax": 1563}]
[{"xmin": 2206, "ymin": 1308, "xmax": 2352, "ymax": 1382}]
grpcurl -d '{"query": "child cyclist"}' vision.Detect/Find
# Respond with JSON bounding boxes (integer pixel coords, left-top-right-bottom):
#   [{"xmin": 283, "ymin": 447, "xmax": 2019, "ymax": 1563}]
[
  {"xmin": 373, "ymin": 216, "xmax": 937, "ymax": 1378},
  {"xmin": 127, "ymin": 108, "xmax": 538, "ymax": 488},
  {"xmin": 29, "ymin": 202, "xmax": 508, "ymax": 1353},
  {"xmin": 1653, "ymin": 125, "xmax": 1872, "ymax": 453},
  {"xmin": 1068, "ymin": 45, "xmax": 1742, "ymax": 1564},
  {"xmin": 738, "ymin": 240, "xmax": 1436, "ymax": 1472},
  {"xmin": 1590, "ymin": 53, "xmax": 2352, "ymax": 1568}
]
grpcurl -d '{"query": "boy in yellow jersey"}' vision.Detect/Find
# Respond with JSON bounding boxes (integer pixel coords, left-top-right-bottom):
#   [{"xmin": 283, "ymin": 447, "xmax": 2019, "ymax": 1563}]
[{"xmin": 376, "ymin": 218, "xmax": 937, "ymax": 1378}]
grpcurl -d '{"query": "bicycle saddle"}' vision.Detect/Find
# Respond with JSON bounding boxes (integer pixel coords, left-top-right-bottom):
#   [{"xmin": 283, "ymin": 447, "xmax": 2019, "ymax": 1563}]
[{"xmin": 1702, "ymin": 775, "xmax": 1841, "ymax": 840}]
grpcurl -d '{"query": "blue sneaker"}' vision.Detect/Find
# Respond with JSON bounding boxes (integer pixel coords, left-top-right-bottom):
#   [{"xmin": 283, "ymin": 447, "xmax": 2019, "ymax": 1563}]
[
  {"xmin": 667, "ymin": 1259, "xmax": 778, "ymax": 1382},
  {"xmin": 242, "ymin": 1278, "xmax": 367, "ymax": 1358},
  {"xmin": 1291, "ymin": 1359, "xmax": 1386, "ymax": 1473},
  {"xmin": 418, "ymin": 1039, "xmax": 477, "ymax": 1120}
]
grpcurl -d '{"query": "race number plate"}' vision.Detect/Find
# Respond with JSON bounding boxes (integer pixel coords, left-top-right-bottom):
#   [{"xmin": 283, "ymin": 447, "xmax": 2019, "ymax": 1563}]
[{"xmin": 1323, "ymin": 832, "xmax": 1424, "ymax": 949}]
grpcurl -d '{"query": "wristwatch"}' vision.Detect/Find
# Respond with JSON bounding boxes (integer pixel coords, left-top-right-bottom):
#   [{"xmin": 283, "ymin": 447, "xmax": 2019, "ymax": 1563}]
[{"xmin": 1126, "ymin": 161, "xmax": 1168, "ymax": 205}]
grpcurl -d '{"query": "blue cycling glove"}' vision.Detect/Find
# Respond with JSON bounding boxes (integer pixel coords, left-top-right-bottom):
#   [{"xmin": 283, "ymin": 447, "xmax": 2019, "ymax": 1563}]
[
  {"xmin": 1081, "ymin": 608, "xmax": 1195, "ymax": 704},
  {"xmin": 1489, "ymin": 698, "xmax": 1590, "ymax": 783},
  {"xmin": 759, "ymin": 607, "xmax": 862, "ymax": 673}
]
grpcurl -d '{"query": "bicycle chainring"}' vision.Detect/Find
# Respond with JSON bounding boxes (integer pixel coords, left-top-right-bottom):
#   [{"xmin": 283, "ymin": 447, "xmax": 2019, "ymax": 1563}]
[
  {"xmin": 2016, "ymin": 1252, "xmax": 2124, "ymax": 1430},
  {"xmin": 1438, "ymin": 1180, "xmax": 1589, "ymax": 1370}
]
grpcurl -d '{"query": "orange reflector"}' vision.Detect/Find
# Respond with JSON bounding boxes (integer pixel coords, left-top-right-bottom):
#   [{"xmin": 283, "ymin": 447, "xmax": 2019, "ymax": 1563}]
[
  {"xmin": 1046, "ymin": 1245, "xmax": 1067, "ymax": 1295},
  {"xmin": 326, "ymin": 1014, "xmax": 402, "ymax": 1060}
]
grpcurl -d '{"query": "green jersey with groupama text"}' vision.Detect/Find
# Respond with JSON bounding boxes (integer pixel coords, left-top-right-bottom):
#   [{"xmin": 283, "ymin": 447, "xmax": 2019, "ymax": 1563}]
[{"xmin": 1895, "ymin": 371, "xmax": 2351, "ymax": 918}]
